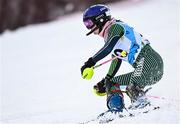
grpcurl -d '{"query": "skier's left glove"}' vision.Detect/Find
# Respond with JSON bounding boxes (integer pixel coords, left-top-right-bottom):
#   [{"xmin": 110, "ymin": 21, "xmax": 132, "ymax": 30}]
[
  {"xmin": 93, "ymin": 75, "xmax": 112, "ymax": 96},
  {"xmin": 81, "ymin": 57, "xmax": 96, "ymax": 75},
  {"xmin": 93, "ymin": 78, "xmax": 106, "ymax": 96}
]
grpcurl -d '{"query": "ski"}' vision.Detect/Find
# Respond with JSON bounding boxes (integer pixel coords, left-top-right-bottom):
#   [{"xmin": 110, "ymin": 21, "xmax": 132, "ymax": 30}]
[
  {"xmin": 80, "ymin": 87, "xmax": 158, "ymax": 124},
  {"xmin": 79, "ymin": 105, "xmax": 160, "ymax": 124}
]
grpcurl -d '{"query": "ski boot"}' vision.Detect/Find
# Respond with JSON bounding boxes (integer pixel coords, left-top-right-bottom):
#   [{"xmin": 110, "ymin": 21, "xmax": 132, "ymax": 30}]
[
  {"xmin": 96, "ymin": 80, "xmax": 125, "ymax": 123},
  {"xmin": 93, "ymin": 79, "xmax": 124, "ymax": 112},
  {"xmin": 106, "ymin": 82, "xmax": 124, "ymax": 112},
  {"xmin": 98, "ymin": 89, "xmax": 124, "ymax": 123},
  {"xmin": 126, "ymin": 83, "xmax": 150, "ymax": 109}
]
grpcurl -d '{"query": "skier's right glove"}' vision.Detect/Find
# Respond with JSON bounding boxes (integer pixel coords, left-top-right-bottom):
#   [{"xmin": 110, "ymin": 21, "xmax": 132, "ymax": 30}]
[
  {"xmin": 93, "ymin": 78, "xmax": 107, "ymax": 96},
  {"xmin": 81, "ymin": 57, "xmax": 96, "ymax": 75}
]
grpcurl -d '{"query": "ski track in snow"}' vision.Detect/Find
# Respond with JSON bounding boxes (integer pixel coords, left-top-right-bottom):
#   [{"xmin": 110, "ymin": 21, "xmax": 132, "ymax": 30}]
[{"xmin": 0, "ymin": 0, "xmax": 180, "ymax": 124}]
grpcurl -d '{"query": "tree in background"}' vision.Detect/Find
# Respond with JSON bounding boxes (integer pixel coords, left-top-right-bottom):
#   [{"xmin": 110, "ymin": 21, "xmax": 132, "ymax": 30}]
[{"xmin": 0, "ymin": 0, "xmax": 121, "ymax": 34}]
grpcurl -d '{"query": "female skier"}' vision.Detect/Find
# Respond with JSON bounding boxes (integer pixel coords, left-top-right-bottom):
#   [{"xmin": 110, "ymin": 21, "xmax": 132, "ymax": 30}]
[{"xmin": 81, "ymin": 4, "xmax": 164, "ymax": 111}]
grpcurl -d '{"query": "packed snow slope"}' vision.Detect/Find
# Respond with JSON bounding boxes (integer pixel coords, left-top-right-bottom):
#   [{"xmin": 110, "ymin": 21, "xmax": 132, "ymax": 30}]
[{"xmin": 0, "ymin": 0, "xmax": 180, "ymax": 124}]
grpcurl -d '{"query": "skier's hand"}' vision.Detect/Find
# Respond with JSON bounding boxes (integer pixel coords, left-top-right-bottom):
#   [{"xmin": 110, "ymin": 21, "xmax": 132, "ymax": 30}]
[
  {"xmin": 81, "ymin": 57, "xmax": 96, "ymax": 75},
  {"xmin": 93, "ymin": 78, "xmax": 106, "ymax": 96}
]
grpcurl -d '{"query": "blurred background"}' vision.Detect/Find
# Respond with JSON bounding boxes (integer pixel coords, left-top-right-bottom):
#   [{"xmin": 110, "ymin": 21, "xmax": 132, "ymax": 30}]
[
  {"xmin": 0, "ymin": 0, "xmax": 127, "ymax": 34},
  {"xmin": 0, "ymin": 0, "xmax": 179, "ymax": 123}
]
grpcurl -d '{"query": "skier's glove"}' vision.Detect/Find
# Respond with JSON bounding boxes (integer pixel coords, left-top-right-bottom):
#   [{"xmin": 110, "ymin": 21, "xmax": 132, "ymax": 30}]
[
  {"xmin": 93, "ymin": 78, "xmax": 106, "ymax": 96},
  {"xmin": 93, "ymin": 75, "xmax": 112, "ymax": 96},
  {"xmin": 81, "ymin": 57, "xmax": 96, "ymax": 75}
]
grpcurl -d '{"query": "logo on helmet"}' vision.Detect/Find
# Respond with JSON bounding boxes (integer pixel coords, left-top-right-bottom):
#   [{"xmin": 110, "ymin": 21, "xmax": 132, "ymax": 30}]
[
  {"xmin": 95, "ymin": 14, "xmax": 104, "ymax": 20},
  {"xmin": 100, "ymin": 7, "xmax": 107, "ymax": 11}
]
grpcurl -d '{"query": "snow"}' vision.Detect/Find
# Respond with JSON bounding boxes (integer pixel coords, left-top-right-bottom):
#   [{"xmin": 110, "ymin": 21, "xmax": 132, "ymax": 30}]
[{"xmin": 0, "ymin": 0, "xmax": 180, "ymax": 124}]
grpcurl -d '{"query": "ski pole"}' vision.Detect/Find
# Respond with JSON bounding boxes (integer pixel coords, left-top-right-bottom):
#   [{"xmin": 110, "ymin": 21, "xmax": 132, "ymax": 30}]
[
  {"xmin": 146, "ymin": 95, "xmax": 180, "ymax": 102},
  {"xmin": 93, "ymin": 56, "xmax": 118, "ymax": 69},
  {"xmin": 82, "ymin": 56, "xmax": 118, "ymax": 79}
]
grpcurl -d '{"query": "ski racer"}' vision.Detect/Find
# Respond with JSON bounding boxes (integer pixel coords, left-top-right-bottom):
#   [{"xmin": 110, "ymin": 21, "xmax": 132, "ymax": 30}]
[{"xmin": 80, "ymin": 4, "xmax": 164, "ymax": 111}]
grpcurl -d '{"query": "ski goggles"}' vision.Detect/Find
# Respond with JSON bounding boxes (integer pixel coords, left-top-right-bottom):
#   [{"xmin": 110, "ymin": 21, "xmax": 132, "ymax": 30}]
[{"xmin": 83, "ymin": 19, "xmax": 94, "ymax": 29}]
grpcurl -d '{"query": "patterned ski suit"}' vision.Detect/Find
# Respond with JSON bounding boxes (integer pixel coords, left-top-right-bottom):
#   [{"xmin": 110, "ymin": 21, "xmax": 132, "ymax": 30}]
[{"xmin": 92, "ymin": 19, "xmax": 164, "ymax": 88}]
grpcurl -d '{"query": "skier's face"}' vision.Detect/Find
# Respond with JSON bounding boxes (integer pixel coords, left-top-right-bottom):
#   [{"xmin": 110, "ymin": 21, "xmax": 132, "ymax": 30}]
[{"xmin": 84, "ymin": 19, "xmax": 94, "ymax": 29}]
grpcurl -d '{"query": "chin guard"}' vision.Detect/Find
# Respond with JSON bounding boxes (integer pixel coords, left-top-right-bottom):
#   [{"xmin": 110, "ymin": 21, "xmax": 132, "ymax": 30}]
[{"xmin": 86, "ymin": 26, "xmax": 99, "ymax": 36}]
